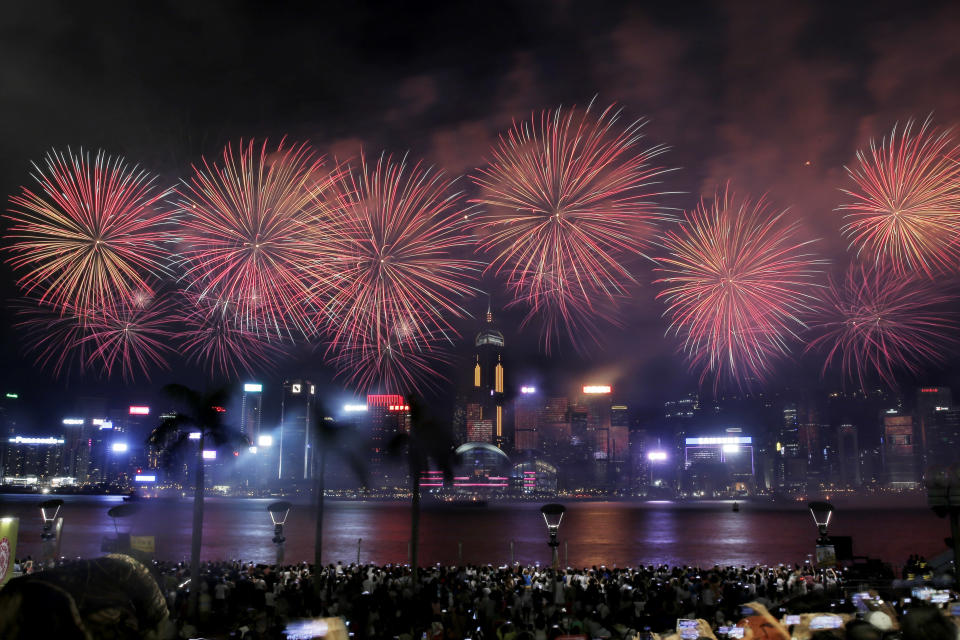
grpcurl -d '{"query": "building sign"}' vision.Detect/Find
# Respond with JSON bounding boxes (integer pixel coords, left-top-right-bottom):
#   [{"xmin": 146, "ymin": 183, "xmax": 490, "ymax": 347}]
[
  {"xmin": 129, "ymin": 406, "xmax": 150, "ymax": 415},
  {"xmin": 130, "ymin": 535, "xmax": 155, "ymax": 554},
  {"xmin": 583, "ymin": 385, "xmax": 612, "ymax": 394},
  {"xmin": 243, "ymin": 383, "xmax": 263, "ymax": 392}
]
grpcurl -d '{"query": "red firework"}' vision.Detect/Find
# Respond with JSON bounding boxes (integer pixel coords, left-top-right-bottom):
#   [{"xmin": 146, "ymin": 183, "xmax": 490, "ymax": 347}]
[
  {"xmin": 176, "ymin": 293, "xmax": 287, "ymax": 379},
  {"xmin": 655, "ymin": 188, "xmax": 823, "ymax": 388},
  {"xmin": 469, "ymin": 101, "xmax": 673, "ymax": 350},
  {"xmin": 329, "ymin": 330, "xmax": 450, "ymax": 395},
  {"xmin": 319, "ymin": 152, "xmax": 478, "ymax": 372},
  {"xmin": 175, "ymin": 139, "xmax": 341, "ymax": 338},
  {"xmin": 806, "ymin": 265, "xmax": 959, "ymax": 390},
  {"xmin": 840, "ymin": 117, "xmax": 960, "ymax": 276},
  {"xmin": 14, "ymin": 292, "xmax": 176, "ymax": 380},
  {"xmin": 4, "ymin": 148, "xmax": 171, "ymax": 314},
  {"xmin": 15, "ymin": 298, "xmax": 97, "ymax": 378},
  {"xmin": 82, "ymin": 292, "xmax": 178, "ymax": 381}
]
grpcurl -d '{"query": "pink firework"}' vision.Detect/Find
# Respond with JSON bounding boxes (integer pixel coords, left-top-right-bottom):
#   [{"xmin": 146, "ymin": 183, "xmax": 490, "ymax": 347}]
[
  {"xmin": 176, "ymin": 293, "xmax": 287, "ymax": 379},
  {"xmin": 839, "ymin": 117, "xmax": 960, "ymax": 276},
  {"xmin": 806, "ymin": 265, "xmax": 959, "ymax": 390},
  {"xmin": 175, "ymin": 139, "xmax": 341, "ymax": 338},
  {"xmin": 82, "ymin": 293, "xmax": 178, "ymax": 381},
  {"xmin": 656, "ymin": 188, "xmax": 823, "ymax": 388},
  {"xmin": 15, "ymin": 298, "xmax": 97, "ymax": 378},
  {"xmin": 329, "ymin": 330, "xmax": 450, "ymax": 395},
  {"xmin": 470, "ymin": 101, "xmax": 673, "ymax": 351},
  {"xmin": 319, "ymin": 152, "xmax": 478, "ymax": 359},
  {"xmin": 5, "ymin": 148, "xmax": 171, "ymax": 314}
]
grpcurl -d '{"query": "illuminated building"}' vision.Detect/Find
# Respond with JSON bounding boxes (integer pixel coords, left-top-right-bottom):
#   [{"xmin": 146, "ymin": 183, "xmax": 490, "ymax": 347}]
[
  {"xmin": 453, "ymin": 442, "xmax": 510, "ymax": 493},
  {"xmin": 472, "ymin": 302, "xmax": 505, "ymax": 447},
  {"xmin": 513, "ymin": 386, "xmax": 540, "ymax": 451},
  {"xmin": 882, "ymin": 412, "xmax": 919, "ymax": 488},
  {"xmin": 1, "ymin": 436, "xmax": 67, "ymax": 480},
  {"xmin": 367, "ymin": 393, "xmax": 410, "ymax": 488},
  {"xmin": 683, "ymin": 433, "xmax": 756, "ymax": 495},
  {"xmin": 777, "ymin": 403, "xmax": 804, "ymax": 491},
  {"xmin": 240, "ymin": 383, "xmax": 263, "ymax": 440},
  {"xmin": 916, "ymin": 386, "xmax": 952, "ymax": 466},
  {"xmin": 927, "ymin": 407, "xmax": 960, "ymax": 469},
  {"xmin": 278, "ymin": 379, "xmax": 315, "ymax": 483},
  {"xmin": 837, "ymin": 424, "xmax": 861, "ymax": 487}
]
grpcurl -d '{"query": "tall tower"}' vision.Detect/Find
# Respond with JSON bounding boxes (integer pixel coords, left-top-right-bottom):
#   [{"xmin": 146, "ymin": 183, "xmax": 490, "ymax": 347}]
[
  {"xmin": 241, "ymin": 383, "xmax": 263, "ymax": 441},
  {"xmin": 278, "ymin": 379, "xmax": 315, "ymax": 483},
  {"xmin": 473, "ymin": 301, "xmax": 505, "ymax": 447}
]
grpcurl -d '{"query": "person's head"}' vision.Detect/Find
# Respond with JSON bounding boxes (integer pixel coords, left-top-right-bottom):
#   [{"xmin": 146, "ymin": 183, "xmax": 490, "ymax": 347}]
[
  {"xmin": 901, "ymin": 606, "xmax": 955, "ymax": 640},
  {"xmin": 845, "ymin": 620, "xmax": 883, "ymax": 640}
]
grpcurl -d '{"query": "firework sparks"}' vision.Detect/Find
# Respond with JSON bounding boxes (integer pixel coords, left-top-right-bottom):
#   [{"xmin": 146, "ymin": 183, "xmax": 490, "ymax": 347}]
[
  {"xmin": 840, "ymin": 117, "xmax": 960, "ymax": 276},
  {"xmin": 329, "ymin": 329, "xmax": 450, "ymax": 395},
  {"xmin": 318, "ymin": 152, "xmax": 478, "ymax": 363},
  {"xmin": 82, "ymin": 293, "xmax": 178, "ymax": 381},
  {"xmin": 656, "ymin": 188, "xmax": 823, "ymax": 388},
  {"xmin": 176, "ymin": 293, "xmax": 287, "ymax": 379},
  {"xmin": 806, "ymin": 265, "xmax": 959, "ymax": 390},
  {"xmin": 175, "ymin": 139, "xmax": 341, "ymax": 338},
  {"xmin": 4, "ymin": 148, "xmax": 171, "ymax": 314},
  {"xmin": 15, "ymin": 298, "xmax": 97, "ymax": 379},
  {"xmin": 469, "ymin": 101, "xmax": 674, "ymax": 351}
]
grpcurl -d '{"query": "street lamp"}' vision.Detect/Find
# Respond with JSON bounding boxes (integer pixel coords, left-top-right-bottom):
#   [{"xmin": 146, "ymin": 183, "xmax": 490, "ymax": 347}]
[
  {"xmin": 39, "ymin": 498, "xmax": 63, "ymax": 541},
  {"xmin": 808, "ymin": 501, "xmax": 835, "ymax": 540},
  {"xmin": 540, "ymin": 503, "xmax": 565, "ymax": 569},
  {"xmin": 267, "ymin": 500, "xmax": 292, "ymax": 565}
]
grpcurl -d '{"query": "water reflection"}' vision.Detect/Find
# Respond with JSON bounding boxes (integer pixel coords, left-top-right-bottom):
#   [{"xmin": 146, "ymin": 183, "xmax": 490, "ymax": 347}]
[{"xmin": 0, "ymin": 495, "xmax": 945, "ymax": 569}]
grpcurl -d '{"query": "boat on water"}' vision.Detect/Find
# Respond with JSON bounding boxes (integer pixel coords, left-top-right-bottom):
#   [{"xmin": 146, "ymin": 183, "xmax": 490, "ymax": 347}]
[{"xmin": 732, "ymin": 501, "xmax": 740, "ymax": 512}]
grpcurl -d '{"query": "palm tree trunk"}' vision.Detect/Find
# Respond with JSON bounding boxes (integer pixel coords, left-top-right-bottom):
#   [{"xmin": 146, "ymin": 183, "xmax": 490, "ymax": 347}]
[
  {"xmin": 189, "ymin": 437, "xmax": 205, "ymax": 619},
  {"xmin": 410, "ymin": 470, "xmax": 420, "ymax": 584},
  {"xmin": 313, "ymin": 443, "xmax": 326, "ymax": 600}
]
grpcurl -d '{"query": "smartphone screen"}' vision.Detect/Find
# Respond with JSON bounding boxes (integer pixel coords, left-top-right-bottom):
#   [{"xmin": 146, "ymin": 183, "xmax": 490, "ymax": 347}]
[
  {"xmin": 677, "ymin": 619, "xmax": 699, "ymax": 639},
  {"xmin": 741, "ymin": 606, "xmax": 755, "ymax": 616},
  {"xmin": 951, "ymin": 604, "xmax": 960, "ymax": 616},
  {"xmin": 810, "ymin": 615, "xmax": 842, "ymax": 629},
  {"xmin": 785, "ymin": 615, "xmax": 801, "ymax": 625}
]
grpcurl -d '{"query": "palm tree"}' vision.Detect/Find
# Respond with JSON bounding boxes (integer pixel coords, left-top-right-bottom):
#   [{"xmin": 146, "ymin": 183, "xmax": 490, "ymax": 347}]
[
  {"xmin": 387, "ymin": 395, "xmax": 456, "ymax": 583},
  {"xmin": 311, "ymin": 408, "xmax": 368, "ymax": 599},
  {"xmin": 147, "ymin": 383, "xmax": 245, "ymax": 618}
]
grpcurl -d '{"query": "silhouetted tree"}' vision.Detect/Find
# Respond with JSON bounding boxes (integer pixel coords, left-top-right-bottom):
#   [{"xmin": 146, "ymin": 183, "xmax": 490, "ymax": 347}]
[
  {"xmin": 147, "ymin": 384, "xmax": 246, "ymax": 618},
  {"xmin": 388, "ymin": 395, "xmax": 456, "ymax": 583}
]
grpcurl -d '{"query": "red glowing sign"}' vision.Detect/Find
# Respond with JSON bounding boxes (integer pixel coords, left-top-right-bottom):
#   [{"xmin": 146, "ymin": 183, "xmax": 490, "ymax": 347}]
[
  {"xmin": 128, "ymin": 406, "xmax": 150, "ymax": 415},
  {"xmin": 212, "ymin": 406, "xmax": 226, "ymax": 413},
  {"xmin": 921, "ymin": 388, "xmax": 940, "ymax": 393},
  {"xmin": 366, "ymin": 394, "xmax": 405, "ymax": 408}
]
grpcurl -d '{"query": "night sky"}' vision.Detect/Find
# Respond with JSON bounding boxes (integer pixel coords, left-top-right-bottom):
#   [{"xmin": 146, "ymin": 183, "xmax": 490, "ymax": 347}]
[{"xmin": 3, "ymin": 1, "xmax": 960, "ymax": 427}]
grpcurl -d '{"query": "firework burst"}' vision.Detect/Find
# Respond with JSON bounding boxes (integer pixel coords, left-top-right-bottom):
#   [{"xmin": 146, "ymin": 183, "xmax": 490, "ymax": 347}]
[
  {"xmin": 176, "ymin": 293, "xmax": 287, "ymax": 379},
  {"xmin": 82, "ymin": 293, "xmax": 178, "ymax": 381},
  {"xmin": 15, "ymin": 298, "xmax": 97, "ymax": 379},
  {"xmin": 175, "ymin": 139, "xmax": 341, "ymax": 338},
  {"xmin": 806, "ymin": 265, "xmax": 959, "ymax": 390},
  {"xmin": 469, "ymin": 101, "xmax": 674, "ymax": 351},
  {"xmin": 329, "ymin": 329, "xmax": 450, "ymax": 395},
  {"xmin": 4, "ymin": 148, "xmax": 171, "ymax": 314},
  {"xmin": 318, "ymin": 152, "xmax": 478, "ymax": 369},
  {"xmin": 656, "ymin": 188, "xmax": 823, "ymax": 388},
  {"xmin": 840, "ymin": 117, "xmax": 960, "ymax": 276}
]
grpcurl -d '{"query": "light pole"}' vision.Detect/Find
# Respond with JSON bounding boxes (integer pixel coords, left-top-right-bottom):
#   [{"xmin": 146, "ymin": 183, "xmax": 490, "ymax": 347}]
[
  {"xmin": 267, "ymin": 501, "xmax": 292, "ymax": 566},
  {"xmin": 39, "ymin": 498, "xmax": 63, "ymax": 563},
  {"xmin": 808, "ymin": 501, "xmax": 835, "ymax": 567},
  {"xmin": 540, "ymin": 503, "xmax": 565, "ymax": 570}
]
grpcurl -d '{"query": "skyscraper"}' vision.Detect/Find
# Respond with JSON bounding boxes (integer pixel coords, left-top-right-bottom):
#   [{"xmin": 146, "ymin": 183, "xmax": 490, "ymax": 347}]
[
  {"xmin": 367, "ymin": 393, "xmax": 410, "ymax": 488},
  {"xmin": 240, "ymin": 383, "xmax": 264, "ymax": 441},
  {"xmin": 882, "ymin": 411, "xmax": 918, "ymax": 488},
  {"xmin": 278, "ymin": 380, "xmax": 315, "ymax": 483},
  {"xmin": 916, "ymin": 386, "xmax": 952, "ymax": 467},
  {"xmin": 837, "ymin": 423, "xmax": 861, "ymax": 487},
  {"xmin": 473, "ymin": 302, "xmax": 505, "ymax": 447}
]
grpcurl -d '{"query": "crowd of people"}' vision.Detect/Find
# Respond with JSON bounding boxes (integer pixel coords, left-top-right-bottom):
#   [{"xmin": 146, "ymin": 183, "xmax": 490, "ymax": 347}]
[{"xmin": 5, "ymin": 555, "xmax": 960, "ymax": 639}]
